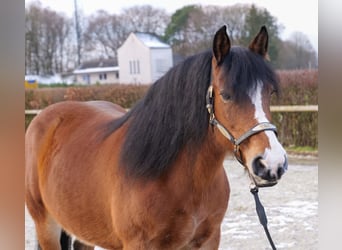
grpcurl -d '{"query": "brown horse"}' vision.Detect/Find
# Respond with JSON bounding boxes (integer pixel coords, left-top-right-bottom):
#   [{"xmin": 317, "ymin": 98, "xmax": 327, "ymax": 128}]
[{"xmin": 25, "ymin": 26, "xmax": 287, "ymax": 250}]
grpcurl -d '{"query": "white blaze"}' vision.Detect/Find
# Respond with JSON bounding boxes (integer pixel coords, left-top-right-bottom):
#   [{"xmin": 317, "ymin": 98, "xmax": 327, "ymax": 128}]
[{"xmin": 249, "ymin": 81, "xmax": 287, "ymax": 172}]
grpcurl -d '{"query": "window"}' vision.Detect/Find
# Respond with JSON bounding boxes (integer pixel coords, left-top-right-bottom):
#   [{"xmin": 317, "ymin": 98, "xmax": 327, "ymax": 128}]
[
  {"xmin": 83, "ymin": 74, "xmax": 90, "ymax": 84},
  {"xmin": 99, "ymin": 73, "xmax": 107, "ymax": 80},
  {"xmin": 129, "ymin": 60, "xmax": 140, "ymax": 75},
  {"xmin": 133, "ymin": 60, "xmax": 136, "ymax": 74},
  {"xmin": 136, "ymin": 60, "xmax": 140, "ymax": 74}
]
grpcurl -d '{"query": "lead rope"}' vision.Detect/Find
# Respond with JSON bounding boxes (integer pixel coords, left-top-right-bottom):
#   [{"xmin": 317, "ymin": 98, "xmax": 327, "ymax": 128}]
[{"xmin": 249, "ymin": 182, "xmax": 277, "ymax": 250}]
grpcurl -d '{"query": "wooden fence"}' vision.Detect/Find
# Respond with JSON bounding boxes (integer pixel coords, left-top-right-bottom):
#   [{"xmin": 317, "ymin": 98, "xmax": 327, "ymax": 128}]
[
  {"xmin": 25, "ymin": 105, "xmax": 318, "ymax": 116},
  {"xmin": 270, "ymin": 105, "xmax": 318, "ymax": 112}
]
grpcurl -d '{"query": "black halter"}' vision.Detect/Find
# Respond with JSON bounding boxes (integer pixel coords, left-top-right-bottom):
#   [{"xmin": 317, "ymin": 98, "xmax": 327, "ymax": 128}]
[
  {"xmin": 206, "ymin": 85, "xmax": 277, "ymax": 165},
  {"xmin": 206, "ymin": 84, "xmax": 278, "ymax": 250}
]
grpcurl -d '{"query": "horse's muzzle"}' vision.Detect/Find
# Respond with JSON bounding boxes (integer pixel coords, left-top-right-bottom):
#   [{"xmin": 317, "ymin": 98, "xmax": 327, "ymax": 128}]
[{"xmin": 252, "ymin": 154, "xmax": 288, "ymax": 187}]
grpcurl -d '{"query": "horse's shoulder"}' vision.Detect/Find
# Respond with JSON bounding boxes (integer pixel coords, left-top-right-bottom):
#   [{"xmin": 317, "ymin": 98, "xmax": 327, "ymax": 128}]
[{"xmin": 85, "ymin": 101, "xmax": 127, "ymax": 117}]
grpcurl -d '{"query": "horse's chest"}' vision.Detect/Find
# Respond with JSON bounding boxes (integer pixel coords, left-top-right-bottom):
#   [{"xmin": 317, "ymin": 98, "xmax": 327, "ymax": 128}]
[
  {"xmin": 157, "ymin": 210, "xmax": 222, "ymax": 249},
  {"xmin": 160, "ymin": 197, "xmax": 227, "ymax": 247}
]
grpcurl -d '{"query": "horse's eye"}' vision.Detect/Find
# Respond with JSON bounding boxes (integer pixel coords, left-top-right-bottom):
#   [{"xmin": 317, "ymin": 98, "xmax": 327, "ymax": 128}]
[{"xmin": 220, "ymin": 91, "xmax": 232, "ymax": 101}]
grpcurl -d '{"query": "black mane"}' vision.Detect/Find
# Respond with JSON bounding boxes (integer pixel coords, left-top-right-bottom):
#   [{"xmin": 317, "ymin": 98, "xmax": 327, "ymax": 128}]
[
  {"xmin": 105, "ymin": 47, "xmax": 278, "ymax": 179},
  {"xmin": 222, "ymin": 46, "xmax": 279, "ymax": 102}
]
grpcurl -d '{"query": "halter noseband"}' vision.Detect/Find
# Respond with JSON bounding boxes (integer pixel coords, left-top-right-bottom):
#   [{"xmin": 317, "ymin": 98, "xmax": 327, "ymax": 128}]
[{"xmin": 206, "ymin": 85, "xmax": 278, "ymax": 165}]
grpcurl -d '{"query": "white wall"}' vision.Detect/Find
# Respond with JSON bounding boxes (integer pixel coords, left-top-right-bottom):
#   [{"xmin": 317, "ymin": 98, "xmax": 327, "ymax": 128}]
[
  {"xmin": 150, "ymin": 48, "xmax": 173, "ymax": 82},
  {"xmin": 75, "ymin": 71, "xmax": 119, "ymax": 85},
  {"xmin": 118, "ymin": 33, "xmax": 151, "ymax": 84}
]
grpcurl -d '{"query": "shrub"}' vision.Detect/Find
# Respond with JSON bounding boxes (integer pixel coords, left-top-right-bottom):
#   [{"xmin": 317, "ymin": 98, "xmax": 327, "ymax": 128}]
[{"xmin": 273, "ymin": 69, "xmax": 318, "ymax": 105}]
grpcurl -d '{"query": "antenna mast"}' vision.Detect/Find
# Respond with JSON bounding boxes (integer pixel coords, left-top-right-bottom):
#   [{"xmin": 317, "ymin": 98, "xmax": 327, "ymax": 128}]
[{"xmin": 74, "ymin": 0, "xmax": 82, "ymax": 66}]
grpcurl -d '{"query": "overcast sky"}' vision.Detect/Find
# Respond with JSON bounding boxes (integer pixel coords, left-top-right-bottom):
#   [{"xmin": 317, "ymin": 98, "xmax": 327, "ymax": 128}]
[{"xmin": 25, "ymin": 0, "xmax": 318, "ymax": 52}]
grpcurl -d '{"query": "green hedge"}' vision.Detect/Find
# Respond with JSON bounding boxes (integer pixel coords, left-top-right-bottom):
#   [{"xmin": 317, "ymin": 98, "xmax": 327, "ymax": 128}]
[
  {"xmin": 25, "ymin": 70, "xmax": 318, "ymax": 148},
  {"xmin": 271, "ymin": 70, "xmax": 318, "ymax": 148},
  {"xmin": 272, "ymin": 112, "xmax": 317, "ymax": 148}
]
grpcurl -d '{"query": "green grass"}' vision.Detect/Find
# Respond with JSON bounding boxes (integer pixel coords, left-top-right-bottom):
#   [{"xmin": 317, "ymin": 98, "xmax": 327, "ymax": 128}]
[{"xmin": 286, "ymin": 146, "xmax": 318, "ymax": 154}]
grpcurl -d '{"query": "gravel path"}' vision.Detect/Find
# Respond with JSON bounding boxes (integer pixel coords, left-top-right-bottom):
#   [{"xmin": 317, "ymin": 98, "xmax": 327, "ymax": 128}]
[{"xmin": 25, "ymin": 156, "xmax": 318, "ymax": 250}]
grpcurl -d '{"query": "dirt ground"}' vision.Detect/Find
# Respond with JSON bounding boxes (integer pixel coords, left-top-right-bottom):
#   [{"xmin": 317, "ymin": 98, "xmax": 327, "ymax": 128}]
[
  {"xmin": 219, "ymin": 155, "xmax": 318, "ymax": 250},
  {"xmin": 25, "ymin": 155, "xmax": 318, "ymax": 250}
]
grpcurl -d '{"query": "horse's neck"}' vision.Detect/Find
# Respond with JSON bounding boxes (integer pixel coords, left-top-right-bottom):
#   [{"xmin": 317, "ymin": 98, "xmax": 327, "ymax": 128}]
[{"xmin": 183, "ymin": 131, "xmax": 228, "ymax": 191}]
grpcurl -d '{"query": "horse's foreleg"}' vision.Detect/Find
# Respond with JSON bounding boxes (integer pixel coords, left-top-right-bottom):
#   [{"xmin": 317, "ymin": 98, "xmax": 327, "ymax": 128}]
[
  {"xmin": 197, "ymin": 227, "xmax": 221, "ymax": 250},
  {"xmin": 34, "ymin": 215, "xmax": 64, "ymax": 250}
]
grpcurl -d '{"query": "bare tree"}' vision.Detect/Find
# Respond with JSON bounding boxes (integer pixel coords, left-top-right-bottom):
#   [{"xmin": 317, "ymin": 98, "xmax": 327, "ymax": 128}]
[
  {"xmin": 201, "ymin": 4, "xmax": 250, "ymax": 44},
  {"xmin": 121, "ymin": 5, "xmax": 170, "ymax": 36},
  {"xmin": 25, "ymin": 2, "xmax": 73, "ymax": 75},
  {"xmin": 25, "ymin": 2, "xmax": 42, "ymax": 75},
  {"xmin": 55, "ymin": 14, "xmax": 71, "ymax": 73},
  {"xmin": 84, "ymin": 10, "xmax": 130, "ymax": 59},
  {"xmin": 74, "ymin": 0, "xmax": 82, "ymax": 66},
  {"xmin": 290, "ymin": 31, "xmax": 317, "ymax": 69},
  {"xmin": 84, "ymin": 6, "xmax": 170, "ymax": 60}
]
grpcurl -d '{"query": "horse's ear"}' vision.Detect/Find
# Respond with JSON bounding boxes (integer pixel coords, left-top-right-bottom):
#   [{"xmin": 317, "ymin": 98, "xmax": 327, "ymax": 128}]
[
  {"xmin": 213, "ymin": 25, "xmax": 231, "ymax": 65},
  {"xmin": 249, "ymin": 26, "xmax": 269, "ymax": 59}
]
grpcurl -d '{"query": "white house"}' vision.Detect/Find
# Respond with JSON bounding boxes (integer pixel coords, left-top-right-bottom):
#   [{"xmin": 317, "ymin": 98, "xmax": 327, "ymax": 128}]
[
  {"xmin": 117, "ymin": 32, "xmax": 173, "ymax": 84},
  {"xmin": 73, "ymin": 59, "xmax": 119, "ymax": 85}
]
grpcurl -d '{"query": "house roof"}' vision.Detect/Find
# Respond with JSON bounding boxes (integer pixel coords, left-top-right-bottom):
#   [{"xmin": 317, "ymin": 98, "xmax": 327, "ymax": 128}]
[
  {"xmin": 134, "ymin": 32, "xmax": 170, "ymax": 49},
  {"xmin": 77, "ymin": 58, "xmax": 118, "ymax": 70},
  {"xmin": 74, "ymin": 58, "xmax": 119, "ymax": 74}
]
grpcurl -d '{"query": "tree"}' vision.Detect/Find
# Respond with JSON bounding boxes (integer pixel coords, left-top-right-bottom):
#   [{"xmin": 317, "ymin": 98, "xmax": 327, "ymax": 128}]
[
  {"xmin": 74, "ymin": 0, "xmax": 82, "ymax": 66},
  {"xmin": 25, "ymin": 2, "xmax": 73, "ymax": 75},
  {"xmin": 84, "ymin": 10, "xmax": 128, "ymax": 59},
  {"xmin": 290, "ymin": 31, "xmax": 317, "ymax": 69},
  {"xmin": 164, "ymin": 6, "xmax": 197, "ymax": 42},
  {"xmin": 25, "ymin": 3, "xmax": 42, "ymax": 75},
  {"xmin": 164, "ymin": 5, "xmax": 206, "ymax": 56},
  {"xmin": 242, "ymin": 4, "xmax": 282, "ymax": 65},
  {"xmin": 277, "ymin": 32, "xmax": 317, "ymax": 69},
  {"xmin": 121, "ymin": 5, "xmax": 170, "ymax": 36},
  {"xmin": 202, "ymin": 4, "xmax": 249, "ymax": 45},
  {"xmin": 84, "ymin": 6, "xmax": 170, "ymax": 60}
]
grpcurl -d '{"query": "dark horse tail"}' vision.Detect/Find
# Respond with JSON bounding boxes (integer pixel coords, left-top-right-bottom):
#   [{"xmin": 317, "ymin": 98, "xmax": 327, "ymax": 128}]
[{"xmin": 60, "ymin": 230, "xmax": 71, "ymax": 250}]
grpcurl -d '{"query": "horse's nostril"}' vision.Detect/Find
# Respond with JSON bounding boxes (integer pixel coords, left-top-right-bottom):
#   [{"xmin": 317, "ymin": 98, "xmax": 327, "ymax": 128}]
[
  {"xmin": 252, "ymin": 156, "xmax": 283, "ymax": 181},
  {"xmin": 252, "ymin": 156, "xmax": 266, "ymax": 177},
  {"xmin": 277, "ymin": 166, "xmax": 285, "ymax": 179}
]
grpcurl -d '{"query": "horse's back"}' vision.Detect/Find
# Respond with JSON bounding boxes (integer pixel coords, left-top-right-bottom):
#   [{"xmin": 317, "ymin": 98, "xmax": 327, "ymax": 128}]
[{"xmin": 25, "ymin": 100, "xmax": 126, "ymax": 171}]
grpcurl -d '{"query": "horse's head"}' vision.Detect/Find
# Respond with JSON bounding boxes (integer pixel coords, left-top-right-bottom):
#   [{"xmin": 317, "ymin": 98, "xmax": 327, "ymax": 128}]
[{"xmin": 209, "ymin": 25, "xmax": 288, "ymax": 187}]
